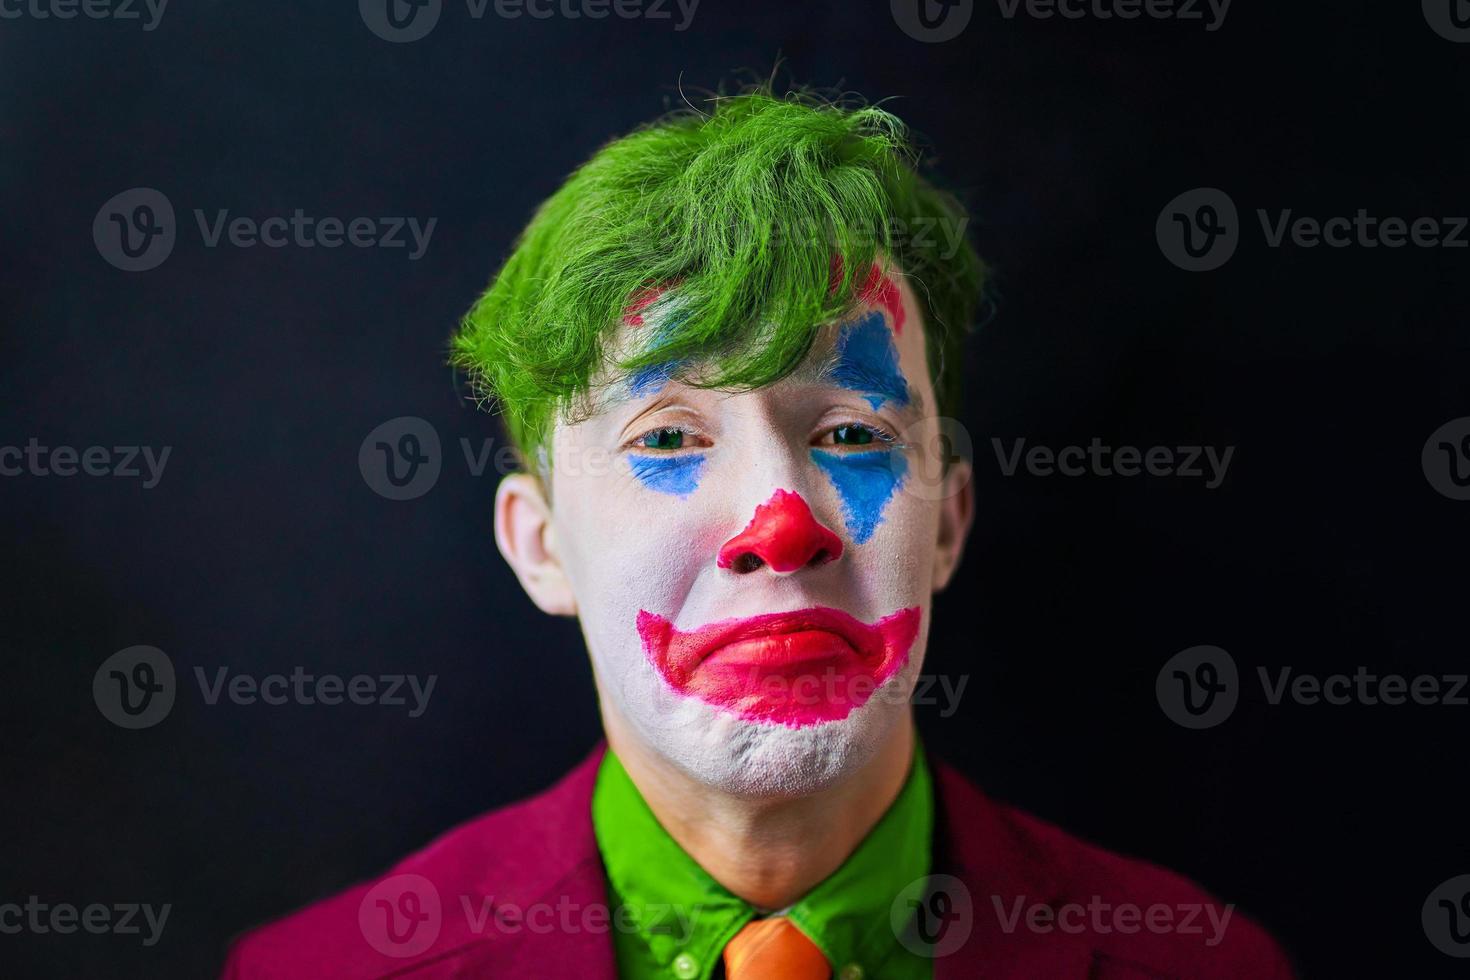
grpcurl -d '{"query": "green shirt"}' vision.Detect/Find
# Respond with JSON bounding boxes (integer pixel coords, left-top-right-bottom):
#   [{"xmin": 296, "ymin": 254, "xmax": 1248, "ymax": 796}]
[{"xmin": 591, "ymin": 744, "xmax": 936, "ymax": 980}]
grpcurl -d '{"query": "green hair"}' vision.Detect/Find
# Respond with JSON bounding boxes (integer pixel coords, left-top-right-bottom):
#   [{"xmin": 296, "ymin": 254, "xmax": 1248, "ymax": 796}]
[{"xmin": 451, "ymin": 85, "xmax": 986, "ymax": 462}]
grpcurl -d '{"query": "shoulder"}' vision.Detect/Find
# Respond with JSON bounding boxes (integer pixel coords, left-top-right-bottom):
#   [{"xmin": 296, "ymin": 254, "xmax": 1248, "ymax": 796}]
[
  {"xmin": 220, "ymin": 747, "xmax": 607, "ymax": 980},
  {"xmin": 931, "ymin": 760, "xmax": 1296, "ymax": 979}
]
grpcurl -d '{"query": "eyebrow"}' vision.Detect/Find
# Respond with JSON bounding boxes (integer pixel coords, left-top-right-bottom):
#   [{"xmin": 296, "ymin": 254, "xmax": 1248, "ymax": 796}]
[
  {"xmin": 786, "ymin": 355, "xmax": 928, "ymax": 425},
  {"xmin": 600, "ymin": 370, "xmax": 930, "ymax": 432},
  {"xmin": 598, "ymin": 315, "xmax": 932, "ymax": 424},
  {"xmin": 797, "ymin": 324, "xmax": 929, "ymax": 420},
  {"xmin": 895, "ymin": 386, "xmax": 928, "ymax": 425}
]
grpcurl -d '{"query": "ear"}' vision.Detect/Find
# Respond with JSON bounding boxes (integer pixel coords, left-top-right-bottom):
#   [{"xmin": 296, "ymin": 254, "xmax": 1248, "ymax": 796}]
[
  {"xmin": 494, "ymin": 473, "xmax": 578, "ymax": 616},
  {"xmin": 930, "ymin": 459, "xmax": 974, "ymax": 592}
]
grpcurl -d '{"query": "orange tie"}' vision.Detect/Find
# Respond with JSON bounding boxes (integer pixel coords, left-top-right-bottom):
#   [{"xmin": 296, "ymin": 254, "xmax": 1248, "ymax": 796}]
[{"xmin": 722, "ymin": 916, "xmax": 830, "ymax": 980}]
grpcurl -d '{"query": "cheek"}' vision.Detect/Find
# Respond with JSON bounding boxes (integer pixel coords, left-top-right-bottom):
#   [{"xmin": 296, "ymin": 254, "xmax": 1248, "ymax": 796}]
[{"xmin": 552, "ymin": 463, "xmax": 721, "ymax": 635}]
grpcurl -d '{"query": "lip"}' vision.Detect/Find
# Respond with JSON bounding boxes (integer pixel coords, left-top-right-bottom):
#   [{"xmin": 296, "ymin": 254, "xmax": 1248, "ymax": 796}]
[{"xmin": 636, "ymin": 606, "xmax": 920, "ymax": 727}]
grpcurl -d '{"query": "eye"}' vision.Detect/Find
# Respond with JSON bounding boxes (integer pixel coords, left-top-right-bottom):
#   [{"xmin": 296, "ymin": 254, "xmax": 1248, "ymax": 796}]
[
  {"xmin": 639, "ymin": 427, "xmax": 686, "ymax": 451},
  {"xmin": 818, "ymin": 421, "xmax": 895, "ymax": 449}
]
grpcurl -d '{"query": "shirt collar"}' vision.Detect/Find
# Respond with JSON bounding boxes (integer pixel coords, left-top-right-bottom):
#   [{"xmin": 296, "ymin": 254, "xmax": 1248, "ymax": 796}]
[{"xmin": 591, "ymin": 741, "xmax": 934, "ymax": 980}]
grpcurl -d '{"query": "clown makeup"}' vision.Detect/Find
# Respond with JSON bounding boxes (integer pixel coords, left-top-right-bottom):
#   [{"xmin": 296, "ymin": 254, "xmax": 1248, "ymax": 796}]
[
  {"xmin": 534, "ymin": 263, "xmax": 967, "ymax": 797},
  {"xmin": 627, "ymin": 452, "xmax": 706, "ymax": 497}
]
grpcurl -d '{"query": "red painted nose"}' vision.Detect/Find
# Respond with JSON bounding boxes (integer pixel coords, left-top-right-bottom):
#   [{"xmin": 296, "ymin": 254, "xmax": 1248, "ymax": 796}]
[{"xmin": 717, "ymin": 489, "xmax": 844, "ymax": 573}]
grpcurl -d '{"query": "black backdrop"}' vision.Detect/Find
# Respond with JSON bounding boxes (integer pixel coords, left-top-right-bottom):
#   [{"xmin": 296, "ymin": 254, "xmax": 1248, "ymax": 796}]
[{"xmin": 4, "ymin": 1, "xmax": 1468, "ymax": 976}]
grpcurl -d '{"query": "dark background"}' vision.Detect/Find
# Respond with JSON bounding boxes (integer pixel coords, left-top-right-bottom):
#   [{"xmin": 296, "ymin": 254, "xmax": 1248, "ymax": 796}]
[{"xmin": 3, "ymin": 1, "xmax": 1467, "ymax": 976}]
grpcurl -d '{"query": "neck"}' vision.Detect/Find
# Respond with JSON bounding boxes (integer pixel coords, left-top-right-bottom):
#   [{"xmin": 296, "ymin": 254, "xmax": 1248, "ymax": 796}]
[{"xmin": 603, "ymin": 712, "xmax": 915, "ymax": 911}]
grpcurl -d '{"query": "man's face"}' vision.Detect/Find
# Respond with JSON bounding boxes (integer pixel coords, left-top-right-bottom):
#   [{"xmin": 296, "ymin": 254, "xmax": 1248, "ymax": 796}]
[{"xmin": 499, "ymin": 265, "xmax": 972, "ymax": 797}]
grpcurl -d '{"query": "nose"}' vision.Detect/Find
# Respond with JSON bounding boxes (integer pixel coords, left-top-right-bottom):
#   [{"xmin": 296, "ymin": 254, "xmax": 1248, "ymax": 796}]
[{"xmin": 717, "ymin": 489, "xmax": 844, "ymax": 574}]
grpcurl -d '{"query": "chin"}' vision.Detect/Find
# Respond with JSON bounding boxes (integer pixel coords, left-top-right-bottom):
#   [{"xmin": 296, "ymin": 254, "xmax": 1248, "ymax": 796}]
[{"xmin": 607, "ymin": 651, "xmax": 920, "ymax": 799}]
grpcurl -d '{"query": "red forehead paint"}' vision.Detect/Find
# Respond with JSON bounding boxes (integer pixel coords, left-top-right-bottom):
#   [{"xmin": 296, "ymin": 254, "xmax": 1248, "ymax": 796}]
[
  {"xmin": 636, "ymin": 605, "xmax": 921, "ymax": 726},
  {"xmin": 716, "ymin": 489, "xmax": 844, "ymax": 572},
  {"xmin": 858, "ymin": 264, "xmax": 905, "ymax": 334},
  {"xmin": 828, "ymin": 256, "xmax": 907, "ymax": 334},
  {"xmin": 621, "ymin": 277, "xmax": 688, "ymax": 328},
  {"xmin": 621, "ymin": 284, "xmax": 666, "ymax": 328}
]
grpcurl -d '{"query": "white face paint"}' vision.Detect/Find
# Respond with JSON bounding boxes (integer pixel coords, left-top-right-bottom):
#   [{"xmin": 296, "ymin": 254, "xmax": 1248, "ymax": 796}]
[{"xmin": 546, "ymin": 267, "xmax": 957, "ymax": 798}]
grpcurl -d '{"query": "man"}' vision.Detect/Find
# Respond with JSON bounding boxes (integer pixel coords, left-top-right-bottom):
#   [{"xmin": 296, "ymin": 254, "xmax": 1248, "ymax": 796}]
[{"xmin": 223, "ymin": 89, "xmax": 1294, "ymax": 978}]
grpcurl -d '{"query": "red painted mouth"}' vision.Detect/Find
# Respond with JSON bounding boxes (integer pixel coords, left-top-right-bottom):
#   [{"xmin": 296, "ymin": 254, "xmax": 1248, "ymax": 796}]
[{"xmin": 635, "ymin": 606, "xmax": 921, "ymax": 727}]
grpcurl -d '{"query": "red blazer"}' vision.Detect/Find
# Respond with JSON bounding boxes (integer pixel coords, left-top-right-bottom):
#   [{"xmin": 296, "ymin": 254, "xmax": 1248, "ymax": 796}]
[{"xmin": 222, "ymin": 745, "xmax": 1294, "ymax": 979}]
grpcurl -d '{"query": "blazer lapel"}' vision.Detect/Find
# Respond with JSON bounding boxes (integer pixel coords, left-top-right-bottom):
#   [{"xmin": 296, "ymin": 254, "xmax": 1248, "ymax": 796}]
[
  {"xmin": 449, "ymin": 746, "xmax": 619, "ymax": 979},
  {"xmin": 494, "ymin": 853, "xmax": 620, "ymax": 979},
  {"xmin": 930, "ymin": 760, "xmax": 1096, "ymax": 979}
]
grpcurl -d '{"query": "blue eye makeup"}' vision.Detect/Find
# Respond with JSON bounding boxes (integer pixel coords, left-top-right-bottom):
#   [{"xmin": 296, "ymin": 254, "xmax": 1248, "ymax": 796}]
[
  {"xmin": 811, "ymin": 447, "xmax": 907, "ymax": 544},
  {"xmin": 627, "ymin": 425, "xmax": 705, "ymax": 496},
  {"xmin": 629, "ymin": 452, "xmax": 706, "ymax": 496}
]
